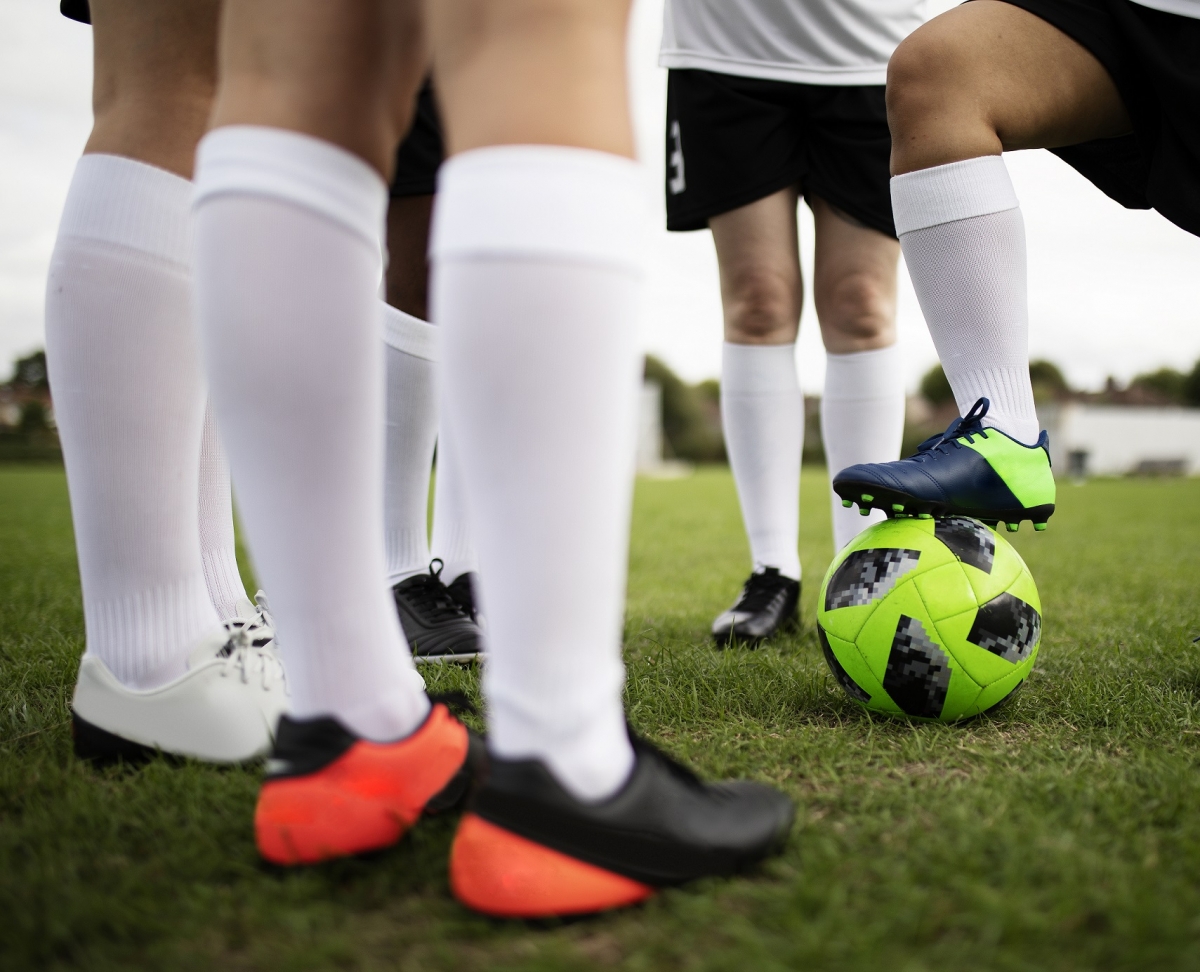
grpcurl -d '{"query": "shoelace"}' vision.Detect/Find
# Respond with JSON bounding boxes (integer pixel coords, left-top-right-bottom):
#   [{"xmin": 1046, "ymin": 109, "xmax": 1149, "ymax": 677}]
[
  {"xmin": 907, "ymin": 397, "xmax": 992, "ymax": 463},
  {"xmin": 224, "ymin": 590, "xmax": 277, "ymax": 651},
  {"xmin": 401, "ymin": 560, "xmax": 470, "ymax": 624},
  {"xmin": 732, "ymin": 570, "xmax": 793, "ymax": 614},
  {"xmin": 217, "ymin": 627, "xmax": 288, "ymax": 693}
]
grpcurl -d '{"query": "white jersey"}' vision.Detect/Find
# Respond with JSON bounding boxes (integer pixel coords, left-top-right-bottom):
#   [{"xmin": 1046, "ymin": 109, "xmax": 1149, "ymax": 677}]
[{"xmin": 660, "ymin": 0, "xmax": 928, "ymax": 87}]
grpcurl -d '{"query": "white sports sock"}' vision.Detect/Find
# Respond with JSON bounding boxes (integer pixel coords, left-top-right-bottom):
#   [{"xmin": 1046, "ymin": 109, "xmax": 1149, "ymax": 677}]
[
  {"xmin": 193, "ymin": 126, "xmax": 429, "ymax": 742},
  {"xmin": 198, "ymin": 402, "xmax": 251, "ymax": 620},
  {"xmin": 822, "ymin": 345, "xmax": 906, "ymax": 550},
  {"xmin": 432, "ymin": 145, "xmax": 642, "ymax": 801},
  {"xmin": 430, "ymin": 425, "xmax": 478, "ymax": 584},
  {"xmin": 891, "ymin": 156, "xmax": 1039, "ymax": 445},
  {"xmin": 382, "ymin": 303, "xmax": 439, "ymax": 585},
  {"xmin": 720, "ymin": 342, "xmax": 803, "ymax": 581},
  {"xmin": 45, "ymin": 154, "xmax": 221, "ymax": 689}
]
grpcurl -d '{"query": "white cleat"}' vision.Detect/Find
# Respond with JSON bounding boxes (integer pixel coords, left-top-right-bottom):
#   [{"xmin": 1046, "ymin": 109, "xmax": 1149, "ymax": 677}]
[
  {"xmin": 71, "ymin": 627, "xmax": 289, "ymax": 765},
  {"xmin": 225, "ymin": 590, "xmax": 277, "ymax": 651}
]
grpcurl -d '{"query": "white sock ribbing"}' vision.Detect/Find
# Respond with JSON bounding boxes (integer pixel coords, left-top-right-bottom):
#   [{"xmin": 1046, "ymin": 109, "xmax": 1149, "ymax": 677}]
[
  {"xmin": 193, "ymin": 126, "xmax": 428, "ymax": 741},
  {"xmin": 431, "ymin": 145, "xmax": 643, "ymax": 801},
  {"xmin": 892, "ymin": 156, "xmax": 1039, "ymax": 445},
  {"xmin": 430, "ymin": 425, "xmax": 478, "ymax": 584},
  {"xmin": 821, "ymin": 345, "xmax": 906, "ymax": 550},
  {"xmin": 720, "ymin": 342, "xmax": 802, "ymax": 581},
  {"xmin": 198, "ymin": 402, "xmax": 251, "ymax": 620},
  {"xmin": 45, "ymin": 154, "xmax": 220, "ymax": 689},
  {"xmin": 382, "ymin": 303, "xmax": 439, "ymax": 585}
]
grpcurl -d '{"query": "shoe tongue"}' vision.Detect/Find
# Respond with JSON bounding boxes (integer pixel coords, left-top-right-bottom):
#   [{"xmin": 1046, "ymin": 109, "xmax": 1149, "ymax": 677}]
[
  {"xmin": 188, "ymin": 628, "xmax": 238, "ymax": 669},
  {"xmin": 231, "ymin": 596, "xmax": 259, "ymax": 622}
]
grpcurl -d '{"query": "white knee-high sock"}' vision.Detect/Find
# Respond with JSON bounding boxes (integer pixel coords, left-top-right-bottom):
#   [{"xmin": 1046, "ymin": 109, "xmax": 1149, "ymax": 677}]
[
  {"xmin": 45, "ymin": 154, "xmax": 220, "ymax": 688},
  {"xmin": 822, "ymin": 345, "xmax": 906, "ymax": 550},
  {"xmin": 891, "ymin": 156, "xmax": 1039, "ymax": 444},
  {"xmin": 198, "ymin": 402, "xmax": 251, "ymax": 620},
  {"xmin": 430, "ymin": 424, "xmax": 478, "ymax": 584},
  {"xmin": 432, "ymin": 146, "xmax": 642, "ymax": 801},
  {"xmin": 382, "ymin": 303, "xmax": 439, "ymax": 585},
  {"xmin": 720, "ymin": 342, "xmax": 803, "ymax": 581},
  {"xmin": 193, "ymin": 127, "xmax": 428, "ymax": 741}
]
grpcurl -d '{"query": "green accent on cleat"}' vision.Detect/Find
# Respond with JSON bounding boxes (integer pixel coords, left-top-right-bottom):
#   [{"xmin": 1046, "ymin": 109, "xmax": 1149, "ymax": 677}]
[
  {"xmin": 917, "ymin": 513, "xmax": 933, "ymax": 520},
  {"xmin": 1006, "ymin": 522, "xmax": 1019, "ymax": 533},
  {"xmin": 861, "ymin": 494, "xmax": 874, "ymax": 503},
  {"xmin": 859, "ymin": 507, "xmax": 871, "ymax": 516},
  {"xmin": 842, "ymin": 499, "xmax": 853, "ymax": 508},
  {"xmin": 891, "ymin": 503, "xmax": 904, "ymax": 512},
  {"xmin": 1033, "ymin": 522, "xmax": 1047, "ymax": 531}
]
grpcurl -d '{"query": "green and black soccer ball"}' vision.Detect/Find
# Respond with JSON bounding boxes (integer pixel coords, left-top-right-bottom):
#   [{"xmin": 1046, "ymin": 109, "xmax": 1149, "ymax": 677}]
[{"xmin": 817, "ymin": 516, "xmax": 1041, "ymax": 721}]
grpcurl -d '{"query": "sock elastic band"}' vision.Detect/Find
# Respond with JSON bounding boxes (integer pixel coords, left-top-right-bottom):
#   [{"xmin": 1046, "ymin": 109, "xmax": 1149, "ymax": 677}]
[
  {"xmin": 382, "ymin": 304, "xmax": 439, "ymax": 361},
  {"xmin": 891, "ymin": 156, "xmax": 1019, "ymax": 236}
]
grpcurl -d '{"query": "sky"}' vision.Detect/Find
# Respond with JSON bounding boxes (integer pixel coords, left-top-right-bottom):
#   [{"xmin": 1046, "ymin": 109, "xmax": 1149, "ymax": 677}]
[{"xmin": 2, "ymin": 0, "xmax": 1199, "ymax": 392}]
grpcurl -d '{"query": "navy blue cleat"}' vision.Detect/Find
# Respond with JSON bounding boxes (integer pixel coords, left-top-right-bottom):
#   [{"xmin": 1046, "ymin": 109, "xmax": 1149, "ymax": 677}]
[{"xmin": 832, "ymin": 398, "xmax": 1056, "ymax": 532}]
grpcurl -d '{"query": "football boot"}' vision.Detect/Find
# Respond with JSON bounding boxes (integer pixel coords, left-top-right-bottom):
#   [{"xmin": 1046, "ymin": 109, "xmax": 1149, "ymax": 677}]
[
  {"xmin": 445, "ymin": 571, "xmax": 481, "ymax": 626},
  {"xmin": 449, "ymin": 732, "xmax": 795, "ymax": 918},
  {"xmin": 833, "ymin": 398, "xmax": 1055, "ymax": 532},
  {"xmin": 711, "ymin": 567, "xmax": 800, "ymax": 646},
  {"xmin": 393, "ymin": 560, "xmax": 483, "ymax": 663},
  {"xmin": 71, "ymin": 627, "xmax": 288, "ymax": 765},
  {"xmin": 255, "ymin": 701, "xmax": 485, "ymax": 865}
]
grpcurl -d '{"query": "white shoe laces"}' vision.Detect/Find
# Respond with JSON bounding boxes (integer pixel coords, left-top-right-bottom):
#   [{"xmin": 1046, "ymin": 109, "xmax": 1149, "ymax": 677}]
[{"xmin": 217, "ymin": 626, "xmax": 288, "ymax": 694}]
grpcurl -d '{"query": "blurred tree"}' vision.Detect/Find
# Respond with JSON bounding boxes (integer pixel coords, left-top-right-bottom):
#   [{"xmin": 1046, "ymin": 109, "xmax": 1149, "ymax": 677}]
[
  {"xmin": 1129, "ymin": 367, "xmax": 1187, "ymax": 404},
  {"xmin": 643, "ymin": 356, "xmax": 725, "ymax": 462},
  {"xmin": 1029, "ymin": 359, "xmax": 1070, "ymax": 401},
  {"xmin": 919, "ymin": 364, "xmax": 954, "ymax": 406},
  {"xmin": 12, "ymin": 350, "xmax": 49, "ymax": 390},
  {"xmin": 1185, "ymin": 359, "xmax": 1200, "ymax": 407}
]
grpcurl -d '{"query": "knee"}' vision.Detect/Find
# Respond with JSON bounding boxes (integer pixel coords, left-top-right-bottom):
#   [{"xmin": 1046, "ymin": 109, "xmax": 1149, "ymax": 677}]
[
  {"xmin": 723, "ymin": 268, "xmax": 799, "ymax": 343},
  {"xmin": 817, "ymin": 272, "xmax": 896, "ymax": 349}
]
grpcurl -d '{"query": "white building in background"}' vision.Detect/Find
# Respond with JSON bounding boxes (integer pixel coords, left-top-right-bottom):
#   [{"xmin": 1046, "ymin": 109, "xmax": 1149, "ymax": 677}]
[
  {"xmin": 637, "ymin": 380, "xmax": 690, "ymax": 478},
  {"xmin": 1038, "ymin": 403, "xmax": 1200, "ymax": 478}
]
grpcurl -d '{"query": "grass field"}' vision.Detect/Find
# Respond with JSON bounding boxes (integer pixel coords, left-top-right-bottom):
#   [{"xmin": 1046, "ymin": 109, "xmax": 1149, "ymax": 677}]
[{"xmin": 3, "ymin": 464, "xmax": 1200, "ymax": 971}]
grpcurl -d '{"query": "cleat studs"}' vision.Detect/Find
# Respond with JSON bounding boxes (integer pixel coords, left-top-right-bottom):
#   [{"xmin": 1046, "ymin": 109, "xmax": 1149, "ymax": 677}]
[
  {"xmin": 1033, "ymin": 522, "xmax": 1047, "ymax": 532},
  {"xmin": 891, "ymin": 503, "xmax": 905, "ymax": 513},
  {"xmin": 859, "ymin": 507, "xmax": 871, "ymax": 516},
  {"xmin": 842, "ymin": 499, "xmax": 853, "ymax": 508},
  {"xmin": 1006, "ymin": 522, "xmax": 1019, "ymax": 533},
  {"xmin": 861, "ymin": 494, "xmax": 874, "ymax": 503}
]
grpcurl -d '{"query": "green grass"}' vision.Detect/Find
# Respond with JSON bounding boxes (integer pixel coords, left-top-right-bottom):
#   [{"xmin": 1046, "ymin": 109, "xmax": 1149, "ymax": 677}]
[{"xmin": 3, "ymin": 464, "xmax": 1200, "ymax": 971}]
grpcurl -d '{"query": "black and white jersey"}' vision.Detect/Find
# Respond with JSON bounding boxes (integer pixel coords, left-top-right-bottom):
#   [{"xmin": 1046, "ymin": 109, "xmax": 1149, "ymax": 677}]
[
  {"xmin": 659, "ymin": 0, "xmax": 928, "ymax": 86},
  {"xmin": 1129, "ymin": 0, "xmax": 1200, "ymax": 17}
]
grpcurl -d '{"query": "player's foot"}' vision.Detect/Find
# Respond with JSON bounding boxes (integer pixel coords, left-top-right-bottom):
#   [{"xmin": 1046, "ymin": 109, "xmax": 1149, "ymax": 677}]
[
  {"xmin": 833, "ymin": 398, "xmax": 1056, "ymax": 532},
  {"xmin": 71, "ymin": 628, "xmax": 289, "ymax": 765},
  {"xmin": 393, "ymin": 561, "xmax": 483, "ymax": 663},
  {"xmin": 445, "ymin": 571, "xmax": 481, "ymax": 625},
  {"xmin": 449, "ymin": 732, "xmax": 794, "ymax": 918},
  {"xmin": 255, "ymin": 702, "xmax": 484, "ymax": 865},
  {"xmin": 711, "ymin": 568, "xmax": 800, "ymax": 646}
]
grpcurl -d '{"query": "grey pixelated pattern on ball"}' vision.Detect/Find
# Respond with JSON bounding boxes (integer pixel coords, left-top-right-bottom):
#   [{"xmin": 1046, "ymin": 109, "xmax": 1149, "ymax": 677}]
[
  {"xmin": 967, "ymin": 592, "xmax": 1041, "ymax": 663},
  {"xmin": 824, "ymin": 548, "xmax": 921, "ymax": 611},
  {"xmin": 818, "ymin": 626, "xmax": 871, "ymax": 703},
  {"xmin": 934, "ymin": 517, "xmax": 995, "ymax": 573},
  {"xmin": 882, "ymin": 616, "xmax": 951, "ymax": 719}
]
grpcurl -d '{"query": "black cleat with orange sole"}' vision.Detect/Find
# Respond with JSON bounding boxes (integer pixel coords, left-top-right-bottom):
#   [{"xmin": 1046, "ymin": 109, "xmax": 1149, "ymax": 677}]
[
  {"xmin": 449, "ymin": 733, "xmax": 794, "ymax": 918},
  {"xmin": 255, "ymin": 702, "xmax": 485, "ymax": 865}
]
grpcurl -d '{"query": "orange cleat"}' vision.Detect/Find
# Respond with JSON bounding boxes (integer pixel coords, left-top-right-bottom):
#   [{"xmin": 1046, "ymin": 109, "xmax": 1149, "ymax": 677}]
[
  {"xmin": 256, "ymin": 702, "xmax": 482, "ymax": 865},
  {"xmin": 449, "ymin": 733, "xmax": 794, "ymax": 918}
]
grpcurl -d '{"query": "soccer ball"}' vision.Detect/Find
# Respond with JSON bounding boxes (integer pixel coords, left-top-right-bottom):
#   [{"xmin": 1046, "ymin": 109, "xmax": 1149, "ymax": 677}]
[{"xmin": 816, "ymin": 516, "xmax": 1041, "ymax": 722}]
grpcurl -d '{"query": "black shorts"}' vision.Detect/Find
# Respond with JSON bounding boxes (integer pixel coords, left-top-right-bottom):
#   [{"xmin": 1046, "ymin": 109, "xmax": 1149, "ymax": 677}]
[
  {"xmin": 60, "ymin": 0, "xmax": 89, "ymax": 23},
  {"xmin": 391, "ymin": 80, "xmax": 444, "ymax": 198},
  {"xmin": 998, "ymin": 0, "xmax": 1200, "ymax": 237},
  {"xmin": 664, "ymin": 69, "xmax": 895, "ymax": 237}
]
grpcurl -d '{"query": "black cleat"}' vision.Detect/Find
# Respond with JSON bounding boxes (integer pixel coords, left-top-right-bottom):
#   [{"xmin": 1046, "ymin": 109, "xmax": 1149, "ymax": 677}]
[
  {"xmin": 393, "ymin": 560, "xmax": 483, "ymax": 663},
  {"xmin": 445, "ymin": 571, "xmax": 481, "ymax": 625},
  {"xmin": 449, "ymin": 731, "xmax": 795, "ymax": 917},
  {"xmin": 712, "ymin": 567, "xmax": 800, "ymax": 647}
]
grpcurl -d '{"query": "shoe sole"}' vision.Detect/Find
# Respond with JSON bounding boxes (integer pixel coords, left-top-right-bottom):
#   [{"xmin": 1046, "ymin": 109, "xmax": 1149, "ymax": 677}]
[
  {"xmin": 72, "ymin": 709, "xmax": 160, "ymax": 765},
  {"xmin": 834, "ymin": 480, "xmax": 1055, "ymax": 532},
  {"xmin": 450, "ymin": 813, "xmax": 655, "ymax": 918},
  {"xmin": 413, "ymin": 651, "xmax": 485, "ymax": 665}
]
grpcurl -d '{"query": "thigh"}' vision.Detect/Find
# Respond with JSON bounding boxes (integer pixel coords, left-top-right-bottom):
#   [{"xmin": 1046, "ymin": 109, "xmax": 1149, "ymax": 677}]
[
  {"xmin": 888, "ymin": 0, "xmax": 1132, "ymax": 173},
  {"xmin": 87, "ymin": 0, "xmax": 221, "ymax": 176},
  {"xmin": 426, "ymin": 0, "xmax": 634, "ymax": 157},
  {"xmin": 709, "ymin": 187, "xmax": 803, "ymax": 344},
  {"xmin": 212, "ymin": 0, "xmax": 427, "ymax": 176},
  {"xmin": 811, "ymin": 197, "xmax": 899, "ymax": 352}
]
